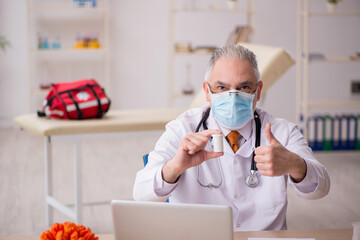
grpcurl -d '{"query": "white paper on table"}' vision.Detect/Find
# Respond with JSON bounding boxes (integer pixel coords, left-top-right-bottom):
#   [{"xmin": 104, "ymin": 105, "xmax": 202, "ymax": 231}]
[{"xmin": 248, "ymin": 238, "xmax": 315, "ymax": 240}]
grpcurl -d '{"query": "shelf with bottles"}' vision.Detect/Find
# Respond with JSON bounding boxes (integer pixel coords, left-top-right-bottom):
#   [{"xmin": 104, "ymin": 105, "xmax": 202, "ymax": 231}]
[
  {"xmin": 29, "ymin": 33, "xmax": 106, "ymax": 68},
  {"xmin": 34, "ymin": 31, "xmax": 102, "ymax": 49},
  {"xmin": 28, "ymin": 0, "xmax": 107, "ymax": 53}
]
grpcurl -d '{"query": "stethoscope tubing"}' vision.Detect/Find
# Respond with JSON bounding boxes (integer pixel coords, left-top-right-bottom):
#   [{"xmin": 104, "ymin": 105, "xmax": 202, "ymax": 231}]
[{"xmin": 195, "ymin": 107, "xmax": 261, "ymax": 188}]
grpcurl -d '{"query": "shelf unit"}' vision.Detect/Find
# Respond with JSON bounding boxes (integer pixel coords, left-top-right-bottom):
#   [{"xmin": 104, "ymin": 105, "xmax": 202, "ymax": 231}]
[
  {"xmin": 27, "ymin": 0, "xmax": 109, "ymax": 113},
  {"xmin": 168, "ymin": 0, "xmax": 256, "ymax": 107},
  {"xmin": 296, "ymin": 0, "xmax": 360, "ymax": 136}
]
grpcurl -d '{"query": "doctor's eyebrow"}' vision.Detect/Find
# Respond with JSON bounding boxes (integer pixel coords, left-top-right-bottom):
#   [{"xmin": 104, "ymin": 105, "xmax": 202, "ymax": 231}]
[
  {"xmin": 213, "ymin": 80, "xmax": 230, "ymax": 87},
  {"xmin": 237, "ymin": 80, "xmax": 257, "ymax": 87},
  {"xmin": 213, "ymin": 80, "xmax": 256, "ymax": 87}
]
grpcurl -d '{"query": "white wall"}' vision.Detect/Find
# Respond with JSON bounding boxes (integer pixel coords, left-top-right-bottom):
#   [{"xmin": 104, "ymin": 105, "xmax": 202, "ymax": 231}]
[
  {"xmin": 0, "ymin": 0, "xmax": 359, "ymax": 127},
  {"xmin": 0, "ymin": 1, "xmax": 29, "ymax": 127}
]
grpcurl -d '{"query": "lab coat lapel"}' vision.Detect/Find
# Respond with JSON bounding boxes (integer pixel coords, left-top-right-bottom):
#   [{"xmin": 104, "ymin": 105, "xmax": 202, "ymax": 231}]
[{"xmin": 236, "ymin": 137, "xmax": 254, "ymax": 157}]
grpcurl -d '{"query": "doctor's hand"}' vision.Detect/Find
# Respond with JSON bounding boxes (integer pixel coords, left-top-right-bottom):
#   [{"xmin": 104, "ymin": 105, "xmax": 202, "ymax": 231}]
[
  {"xmin": 254, "ymin": 123, "xmax": 307, "ymax": 183},
  {"xmin": 162, "ymin": 129, "xmax": 224, "ymax": 183}
]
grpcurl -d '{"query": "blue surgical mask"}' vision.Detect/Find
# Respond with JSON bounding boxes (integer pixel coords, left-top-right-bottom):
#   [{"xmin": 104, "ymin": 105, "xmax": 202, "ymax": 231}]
[{"xmin": 210, "ymin": 89, "xmax": 255, "ymax": 130}]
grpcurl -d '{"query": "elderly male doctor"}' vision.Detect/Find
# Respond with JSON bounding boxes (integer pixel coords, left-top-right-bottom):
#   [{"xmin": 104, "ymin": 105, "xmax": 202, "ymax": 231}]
[{"xmin": 133, "ymin": 45, "xmax": 330, "ymax": 231}]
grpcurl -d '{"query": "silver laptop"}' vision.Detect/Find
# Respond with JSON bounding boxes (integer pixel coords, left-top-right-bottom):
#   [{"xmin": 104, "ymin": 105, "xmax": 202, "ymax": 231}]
[{"xmin": 111, "ymin": 200, "xmax": 233, "ymax": 240}]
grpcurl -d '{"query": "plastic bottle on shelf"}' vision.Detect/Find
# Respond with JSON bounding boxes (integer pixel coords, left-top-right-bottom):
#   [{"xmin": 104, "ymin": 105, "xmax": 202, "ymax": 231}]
[
  {"xmin": 182, "ymin": 64, "xmax": 194, "ymax": 95},
  {"xmin": 42, "ymin": 37, "xmax": 49, "ymax": 49},
  {"xmin": 73, "ymin": 32, "xmax": 84, "ymax": 49},
  {"xmin": 83, "ymin": 33, "xmax": 91, "ymax": 48},
  {"xmin": 85, "ymin": 0, "xmax": 97, "ymax": 8},
  {"xmin": 51, "ymin": 36, "xmax": 61, "ymax": 49},
  {"xmin": 78, "ymin": 0, "xmax": 85, "ymax": 7},
  {"xmin": 85, "ymin": 0, "xmax": 92, "ymax": 8},
  {"xmin": 73, "ymin": 0, "xmax": 79, "ymax": 7},
  {"xmin": 56, "ymin": 36, "xmax": 61, "ymax": 49},
  {"xmin": 51, "ymin": 41, "xmax": 57, "ymax": 49},
  {"xmin": 88, "ymin": 32, "xmax": 100, "ymax": 48},
  {"xmin": 37, "ymin": 33, "xmax": 43, "ymax": 49}
]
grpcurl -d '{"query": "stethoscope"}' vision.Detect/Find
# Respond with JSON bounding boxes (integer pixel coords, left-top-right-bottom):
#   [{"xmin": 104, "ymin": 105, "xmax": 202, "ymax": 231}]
[{"xmin": 195, "ymin": 107, "xmax": 261, "ymax": 188}]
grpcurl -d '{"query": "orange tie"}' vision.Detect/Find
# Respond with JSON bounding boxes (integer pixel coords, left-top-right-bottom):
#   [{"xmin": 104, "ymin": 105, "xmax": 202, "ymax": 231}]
[{"xmin": 227, "ymin": 131, "xmax": 239, "ymax": 153}]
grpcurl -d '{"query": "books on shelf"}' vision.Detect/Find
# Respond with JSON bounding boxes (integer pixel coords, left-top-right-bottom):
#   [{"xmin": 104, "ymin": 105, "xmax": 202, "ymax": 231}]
[
  {"xmin": 191, "ymin": 46, "xmax": 217, "ymax": 54},
  {"xmin": 175, "ymin": 42, "xmax": 191, "ymax": 53},
  {"xmin": 307, "ymin": 113, "xmax": 360, "ymax": 151},
  {"xmin": 350, "ymin": 55, "xmax": 360, "ymax": 61},
  {"xmin": 306, "ymin": 52, "xmax": 325, "ymax": 61},
  {"xmin": 174, "ymin": 43, "xmax": 217, "ymax": 54},
  {"xmin": 225, "ymin": 25, "xmax": 251, "ymax": 46}
]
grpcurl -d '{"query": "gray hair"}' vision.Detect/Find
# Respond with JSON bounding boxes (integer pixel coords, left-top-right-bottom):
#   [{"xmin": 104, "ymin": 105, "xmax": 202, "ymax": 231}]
[{"xmin": 204, "ymin": 44, "xmax": 260, "ymax": 82}]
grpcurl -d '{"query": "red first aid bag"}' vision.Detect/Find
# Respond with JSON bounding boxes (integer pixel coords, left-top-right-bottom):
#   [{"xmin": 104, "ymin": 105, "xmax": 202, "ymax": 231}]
[{"xmin": 38, "ymin": 79, "xmax": 111, "ymax": 119}]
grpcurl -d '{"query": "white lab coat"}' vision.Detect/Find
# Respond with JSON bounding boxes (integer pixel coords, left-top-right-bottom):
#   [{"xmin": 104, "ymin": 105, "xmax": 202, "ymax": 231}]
[{"xmin": 133, "ymin": 106, "xmax": 330, "ymax": 231}]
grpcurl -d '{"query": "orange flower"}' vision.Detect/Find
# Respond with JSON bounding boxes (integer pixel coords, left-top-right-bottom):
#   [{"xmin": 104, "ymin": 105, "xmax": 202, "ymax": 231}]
[
  {"xmin": 64, "ymin": 222, "xmax": 77, "ymax": 235},
  {"xmin": 75, "ymin": 224, "xmax": 86, "ymax": 233},
  {"xmin": 40, "ymin": 230, "xmax": 55, "ymax": 240},
  {"xmin": 63, "ymin": 232, "xmax": 70, "ymax": 240},
  {"xmin": 70, "ymin": 231, "xmax": 78, "ymax": 240},
  {"xmin": 55, "ymin": 230, "xmax": 64, "ymax": 240},
  {"xmin": 50, "ymin": 223, "xmax": 64, "ymax": 239},
  {"xmin": 40, "ymin": 222, "xmax": 98, "ymax": 240},
  {"xmin": 84, "ymin": 232, "xmax": 95, "ymax": 240}
]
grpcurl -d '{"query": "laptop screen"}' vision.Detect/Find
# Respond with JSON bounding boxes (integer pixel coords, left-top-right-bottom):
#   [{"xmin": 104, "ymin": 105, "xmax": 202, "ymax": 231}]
[{"xmin": 111, "ymin": 200, "xmax": 233, "ymax": 240}]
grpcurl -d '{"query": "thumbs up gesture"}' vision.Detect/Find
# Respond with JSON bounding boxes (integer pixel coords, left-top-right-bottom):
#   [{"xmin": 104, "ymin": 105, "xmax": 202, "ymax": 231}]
[{"xmin": 254, "ymin": 123, "xmax": 307, "ymax": 182}]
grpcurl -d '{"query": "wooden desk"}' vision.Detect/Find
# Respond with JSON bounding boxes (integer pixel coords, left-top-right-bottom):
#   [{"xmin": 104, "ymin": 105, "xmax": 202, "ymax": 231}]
[
  {"xmin": 13, "ymin": 108, "xmax": 185, "ymax": 226},
  {"xmin": 235, "ymin": 228, "xmax": 353, "ymax": 239},
  {"xmin": 0, "ymin": 228, "xmax": 353, "ymax": 240}
]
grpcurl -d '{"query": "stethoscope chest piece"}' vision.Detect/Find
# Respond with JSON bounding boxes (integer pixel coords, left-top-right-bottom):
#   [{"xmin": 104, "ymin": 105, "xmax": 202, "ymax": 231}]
[{"xmin": 246, "ymin": 170, "xmax": 258, "ymax": 188}]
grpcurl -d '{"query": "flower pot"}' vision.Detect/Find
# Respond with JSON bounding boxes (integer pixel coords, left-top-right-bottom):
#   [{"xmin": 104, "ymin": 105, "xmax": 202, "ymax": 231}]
[{"xmin": 326, "ymin": 2, "xmax": 337, "ymax": 12}]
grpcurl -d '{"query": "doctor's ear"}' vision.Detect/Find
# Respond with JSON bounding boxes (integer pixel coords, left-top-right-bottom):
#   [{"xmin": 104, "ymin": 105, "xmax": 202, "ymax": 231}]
[
  {"xmin": 203, "ymin": 82, "xmax": 211, "ymax": 103},
  {"xmin": 256, "ymin": 81, "xmax": 263, "ymax": 101}
]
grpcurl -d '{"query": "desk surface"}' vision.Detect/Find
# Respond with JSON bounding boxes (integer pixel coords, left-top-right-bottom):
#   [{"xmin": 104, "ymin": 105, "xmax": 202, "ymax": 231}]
[
  {"xmin": 0, "ymin": 228, "xmax": 353, "ymax": 240},
  {"xmin": 14, "ymin": 108, "xmax": 186, "ymax": 136}
]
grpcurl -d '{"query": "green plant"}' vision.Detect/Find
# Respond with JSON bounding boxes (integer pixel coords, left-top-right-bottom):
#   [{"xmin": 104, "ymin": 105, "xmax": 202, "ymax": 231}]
[
  {"xmin": 0, "ymin": 36, "xmax": 11, "ymax": 52},
  {"xmin": 327, "ymin": 0, "xmax": 343, "ymax": 4}
]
